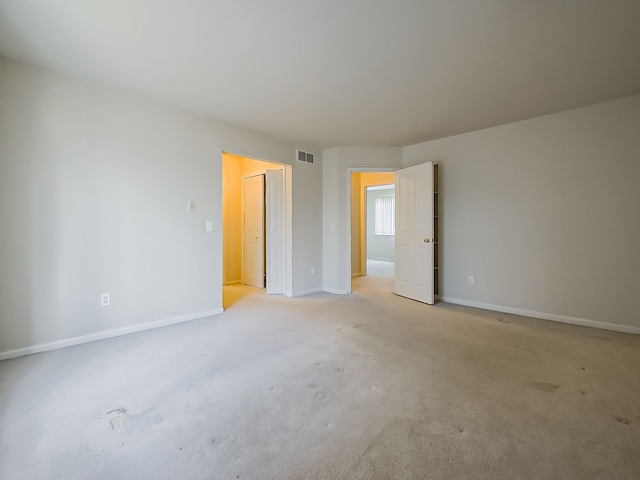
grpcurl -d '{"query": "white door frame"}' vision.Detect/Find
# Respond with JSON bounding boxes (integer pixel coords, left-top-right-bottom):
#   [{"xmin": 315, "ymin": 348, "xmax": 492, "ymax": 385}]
[
  {"xmin": 346, "ymin": 167, "xmax": 397, "ymax": 294},
  {"xmin": 222, "ymin": 152, "xmax": 292, "ymax": 303}
]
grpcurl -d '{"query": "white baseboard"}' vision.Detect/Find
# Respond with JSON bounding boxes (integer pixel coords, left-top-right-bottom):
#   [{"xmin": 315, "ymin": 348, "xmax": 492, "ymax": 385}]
[
  {"xmin": 0, "ymin": 308, "xmax": 224, "ymax": 361},
  {"xmin": 324, "ymin": 288, "xmax": 350, "ymax": 295},
  {"xmin": 443, "ymin": 297, "xmax": 640, "ymax": 335},
  {"xmin": 292, "ymin": 288, "xmax": 323, "ymax": 297}
]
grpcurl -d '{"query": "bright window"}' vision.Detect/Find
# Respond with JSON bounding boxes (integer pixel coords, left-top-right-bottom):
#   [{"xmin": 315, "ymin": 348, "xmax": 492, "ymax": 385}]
[{"xmin": 375, "ymin": 196, "xmax": 395, "ymax": 235}]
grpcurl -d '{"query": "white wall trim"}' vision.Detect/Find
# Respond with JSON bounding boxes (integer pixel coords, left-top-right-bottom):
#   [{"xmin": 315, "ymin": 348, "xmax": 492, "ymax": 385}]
[
  {"xmin": 0, "ymin": 309, "xmax": 224, "ymax": 361},
  {"xmin": 292, "ymin": 288, "xmax": 323, "ymax": 297},
  {"xmin": 443, "ymin": 298, "xmax": 640, "ymax": 335},
  {"xmin": 324, "ymin": 288, "xmax": 350, "ymax": 295}
]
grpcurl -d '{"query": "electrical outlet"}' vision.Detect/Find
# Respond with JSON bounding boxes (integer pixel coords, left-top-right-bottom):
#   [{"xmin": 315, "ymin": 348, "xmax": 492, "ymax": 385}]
[
  {"xmin": 205, "ymin": 221, "xmax": 213, "ymax": 232},
  {"xmin": 188, "ymin": 201, "xmax": 196, "ymax": 212},
  {"xmin": 468, "ymin": 276, "xmax": 475, "ymax": 285},
  {"xmin": 311, "ymin": 267, "xmax": 316, "ymax": 276},
  {"xmin": 101, "ymin": 293, "xmax": 111, "ymax": 306}
]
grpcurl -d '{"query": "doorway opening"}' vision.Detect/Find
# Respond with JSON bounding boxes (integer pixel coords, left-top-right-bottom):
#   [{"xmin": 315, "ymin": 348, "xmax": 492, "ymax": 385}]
[
  {"xmin": 222, "ymin": 152, "xmax": 290, "ymax": 309},
  {"xmin": 349, "ymin": 171, "xmax": 396, "ymax": 293},
  {"xmin": 347, "ymin": 163, "xmax": 439, "ymax": 304}
]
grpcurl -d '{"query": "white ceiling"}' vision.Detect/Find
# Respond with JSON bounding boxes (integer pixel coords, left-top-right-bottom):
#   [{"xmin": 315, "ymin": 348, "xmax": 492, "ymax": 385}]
[{"xmin": 1, "ymin": 1, "xmax": 639, "ymax": 148}]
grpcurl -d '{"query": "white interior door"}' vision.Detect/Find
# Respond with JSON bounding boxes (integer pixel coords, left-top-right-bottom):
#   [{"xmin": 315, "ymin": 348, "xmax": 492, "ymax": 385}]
[
  {"xmin": 266, "ymin": 169, "xmax": 284, "ymax": 294},
  {"xmin": 394, "ymin": 162, "xmax": 434, "ymax": 304},
  {"xmin": 244, "ymin": 175, "xmax": 265, "ymax": 288}
]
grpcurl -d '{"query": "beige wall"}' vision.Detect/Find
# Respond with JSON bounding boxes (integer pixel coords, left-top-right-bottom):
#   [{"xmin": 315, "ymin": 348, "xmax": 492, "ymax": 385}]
[{"xmin": 403, "ymin": 95, "xmax": 640, "ymax": 332}]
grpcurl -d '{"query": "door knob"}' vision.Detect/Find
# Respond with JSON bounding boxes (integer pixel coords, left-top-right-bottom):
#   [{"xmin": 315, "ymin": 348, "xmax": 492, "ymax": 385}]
[{"xmin": 423, "ymin": 238, "xmax": 431, "ymax": 243}]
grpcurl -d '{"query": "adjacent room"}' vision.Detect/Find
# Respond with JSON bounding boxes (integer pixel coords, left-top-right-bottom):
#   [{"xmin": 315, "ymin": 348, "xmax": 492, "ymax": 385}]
[
  {"xmin": 350, "ymin": 172, "xmax": 397, "ymax": 292},
  {"xmin": 1, "ymin": 1, "xmax": 639, "ymax": 479}
]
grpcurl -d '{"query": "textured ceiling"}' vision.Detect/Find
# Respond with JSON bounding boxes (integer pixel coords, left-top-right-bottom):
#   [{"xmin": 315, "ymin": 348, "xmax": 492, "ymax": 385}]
[{"xmin": 1, "ymin": 0, "xmax": 639, "ymax": 148}]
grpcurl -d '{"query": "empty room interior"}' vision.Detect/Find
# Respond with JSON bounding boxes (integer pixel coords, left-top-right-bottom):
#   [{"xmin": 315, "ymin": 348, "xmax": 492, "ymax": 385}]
[{"xmin": 1, "ymin": 1, "xmax": 639, "ymax": 479}]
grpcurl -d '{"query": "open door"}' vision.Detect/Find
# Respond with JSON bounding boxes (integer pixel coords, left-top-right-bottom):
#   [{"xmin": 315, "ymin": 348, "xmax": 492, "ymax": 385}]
[
  {"xmin": 394, "ymin": 162, "xmax": 435, "ymax": 304},
  {"xmin": 266, "ymin": 169, "xmax": 284, "ymax": 294},
  {"xmin": 243, "ymin": 175, "xmax": 265, "ymax": 288}
]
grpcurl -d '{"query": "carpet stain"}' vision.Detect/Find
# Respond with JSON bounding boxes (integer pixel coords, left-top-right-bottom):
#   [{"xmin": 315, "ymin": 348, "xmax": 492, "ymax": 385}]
[
  {"xmin": 369, "ymin": 385, "xmax": 382, "ymax": 394},
  {"xmin": 315, "ymin": 392, "xmax": 327, "ymax": 400},
  {"xmin": 412, "ymin": 350, "xmax": 436, "ymax": 359},
  {"xmin": 106, "ymin": 407, "xmax": 127, "ymax": 415},
  {"xmin": 614, "ymin": 416, "xmax": 631, "ymax": 425},
  {"xmin": 308, "ymin": 383, "xmax": 318, "ymax": 390},
  {"xmin": 269, "ymin": 386, "xmax": 285, "ymax": 396},
  {"xmin": 530, "ymin": 382, "xmax": 561, "ymax": 393},
  {"xmin": 497, "ymin": 318, "xmax": 511, "ymax": 324},
  {"xmin": 336, "ymin": 367, "xmax": 345, "ymax": 373},
  {"xmin": 353, "ymin": 323, "xmax": 365, "ymax": 329},
  {"xmin": 106, "ymin": 406, "xmax": 138, "ymax": 431},
  {"xmin": 190, "ymin": 451, "xmax": 204, "ymax": 464},
  {"xmin": 511, "ymin": 344, "xmax": 538, "ymax": 355},
  {"xmin": 211, "ymin": 438, "xmax": 222, "ymax": 446}
]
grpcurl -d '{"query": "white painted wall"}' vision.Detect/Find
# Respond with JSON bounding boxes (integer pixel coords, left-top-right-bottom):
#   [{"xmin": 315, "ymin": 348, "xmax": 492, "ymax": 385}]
[
  {"xmin": 322, "ymin": 148, "xmax": 341, "ymax": 292},
  {"xmin": 0, "ymin": 58, "xmax": 322, "ymax": 356},
  {"xmin": 322, "ymin": 147, "xmax": 402, "ymax": 293},
  {"xmin": 403, "ymin": 96, "xmax": 640, "ymax": 331},
  {"xmin": 291, "ymin": 147, "xmax": 323, "ymax": 296}
]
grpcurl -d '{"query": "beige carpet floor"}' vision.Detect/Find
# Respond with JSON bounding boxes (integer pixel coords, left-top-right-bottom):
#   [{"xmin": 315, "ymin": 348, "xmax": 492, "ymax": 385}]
[{"xmin": 1, "ymin": 264, "xmax": 639, "ymax": 479}]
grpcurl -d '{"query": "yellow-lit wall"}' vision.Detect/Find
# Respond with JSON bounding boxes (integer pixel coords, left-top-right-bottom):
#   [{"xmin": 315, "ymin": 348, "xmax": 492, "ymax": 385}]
[
  {"xmin": 350, "ymin": 173, "xmax": 361, "ymax": 276},
  {"xmin": 350, "ymin": 172, "xmax": 395, "ymax": 276},
  {"xmin": 222, "ymin": 153, "xmax": 282, "ymax": 285}
]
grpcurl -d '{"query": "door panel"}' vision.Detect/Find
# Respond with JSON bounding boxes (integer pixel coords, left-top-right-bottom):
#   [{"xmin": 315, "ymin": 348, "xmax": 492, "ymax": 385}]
[
  {"xmin": 394, "ymin": 162, "xmax": 434, "ymax": 304},
  {"xmin": 244, "ymin": 175, "xmax": 265, "ymax": 288},
  {"xmin": 266, "ymin": 169, "xmax": 284, "ymax": 294}
]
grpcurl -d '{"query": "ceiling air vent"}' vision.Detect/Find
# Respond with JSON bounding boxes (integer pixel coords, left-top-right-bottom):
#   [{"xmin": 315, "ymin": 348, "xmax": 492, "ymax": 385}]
[{"xmin": 296, "ymin": 149, "xmax": 315, "ymax": 164}]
